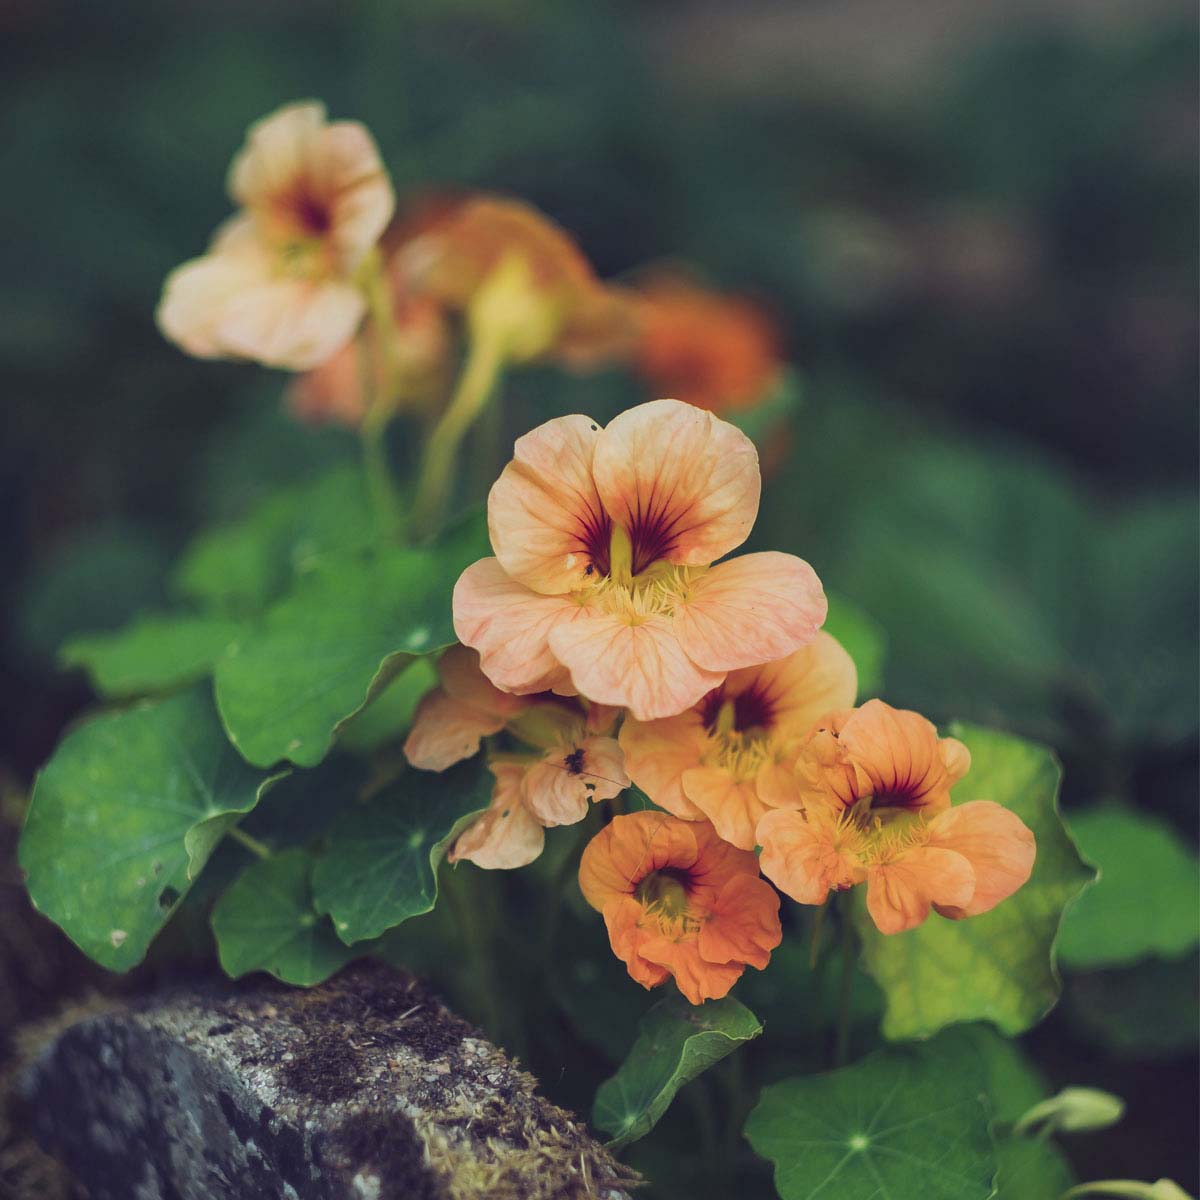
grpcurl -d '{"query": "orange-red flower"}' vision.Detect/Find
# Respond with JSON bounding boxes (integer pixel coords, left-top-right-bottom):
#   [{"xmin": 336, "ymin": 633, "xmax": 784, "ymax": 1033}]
[
  {"xmin": 453, "ymin": 399, "xmax": 827, "ymax": 721},
  {"xmin": 579, "ymin": 811, "xmax": 781, "ymax": 1003},
  {"xmin": 158, "ymin": 101, "xmax": 394, "ymax": 370},
  {"xmin": 398, "ymin": 195, "xmax": 636, "ymax": 366},
  {"xmin": 407, "ymin": 646, "xmax": 629, "ymax": 869},
  {"xmin": 619, "ymin": 633, "xmax": 857, "ymax": 850},
  {"xmin": 633, "ymin": 272, "xmax": 782, "ymax": 414},
  {"xmin": 756, "ymin": 700, "xmax": 1036, "ymax": 934}
]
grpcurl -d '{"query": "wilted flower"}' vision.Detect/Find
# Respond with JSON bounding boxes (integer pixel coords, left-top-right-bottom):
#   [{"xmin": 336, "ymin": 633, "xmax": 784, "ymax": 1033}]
[
  {"xmin": 453, "ymin": 399, "xmax": 826, "ymax": 721},
  {"xmin": 578, "ymin": 811, "xmax": 782, "ymax": 1004},
  {"xmin": 756, "ymin": 700, "xmax": 1036, "ymax": 934},
  {"xmin": 619, "ymin": 633, "xmax": 857, "ymax": 849},
  {"xmin": 633, "ymin": 271, "xmax": 782, "ymax": 413},
  {"xmin": 158, "ymin": 101, "xmax": 394, "ymax": 370}
]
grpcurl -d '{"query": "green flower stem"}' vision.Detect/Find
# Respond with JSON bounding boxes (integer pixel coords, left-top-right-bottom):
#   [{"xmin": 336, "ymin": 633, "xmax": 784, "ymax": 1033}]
[
  {"xmin": 360, "ymin": 395, "xmax": 404, "ymax": 538},
  {"xmin": 834, "ymin": 896, "xmax": 858, "ymax": 1066},
  {"xmin": 227, "ymin": 825, "xmax": 271, "ymax": 860},
  {"xmin": 411, "ymin": 331, "xmax": 506, "ymax": 538}
]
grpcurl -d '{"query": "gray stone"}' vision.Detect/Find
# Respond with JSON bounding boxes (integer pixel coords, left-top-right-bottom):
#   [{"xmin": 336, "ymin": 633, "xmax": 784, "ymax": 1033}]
[{"xmin": 18, "ymin": 963, "xmax": 638, "ymax": 1200}]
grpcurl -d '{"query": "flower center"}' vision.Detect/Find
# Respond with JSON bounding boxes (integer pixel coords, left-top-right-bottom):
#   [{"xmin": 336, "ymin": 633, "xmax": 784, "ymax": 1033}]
[{"xmin": 635, "ymin": 867, "xmax": 693, "ymax": 921}]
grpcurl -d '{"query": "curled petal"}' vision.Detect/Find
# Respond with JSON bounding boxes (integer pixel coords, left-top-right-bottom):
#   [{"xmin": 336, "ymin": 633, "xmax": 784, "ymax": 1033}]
[
  {"xmin": 453, "ymin": 558, "xmax": 583, "ymax": 695},
  {"xmin": 487, "ymin": 414, "xmax": 609, "ymax": 594},
  {"xmin": 437, "ymin": 643, "xmax": 528, "ymax": 720},
  {"xmin": 756, "ymin": 808, "xmax": 866, "ymax": 905},
  {"xmin": 697, "ymin": 874, "xmax": 782, "ymax": 969},
  {"xmin": 673, "ymin": 552, "xmax": 826, "ymax": 673},
  {"xmin": 315, "ymin": 121, "xmax": 395, "ymax": 266},
  {"xmin": 680, "ymin": 767, "xmax": 767, "ymax": 852},
  {"xmin": 865, "ymin": 847, "xmax": 975, "ymax": 935},
  {"xmin": 548, "ymin": 610, "xmax": 723, "ymax": 721},
  {"xmin": 228, "ymin": 101, "xmax": 327, "ymax": 206},
  {"xmin": 603, "ymin": 897, "xmax": 670, "ymax": 991},
  {"xmin": 939, "ymin": 736, "xmax": 972, "ymax": 786},
  {"xmin": 927, "ymin": 800, "xmax": 1036, "ymax": 919},
  {"xmin": 448, "ymin": 762, "xmax": 544, "ymax": 870},
  {"xmin": 578, "ymin": 811, "xmax": 700, "ymax": 911},
  {"xmin": 523, "ymin": 735, "xmax": 628, "ymax": 827},
  {"xmin": 618, "ymin": 712, "xmax": 709, "ymax": 820},
  {"xmin": 403, "ymin": 690, "xmax": 506, "ymax": 771},
  {"xmin": 592, "ymin": 399, "xmax": 760, "ymax": 571},
  {"xmin": 639, "ymin": 935, "xmax": 745, "ymax": 1004}
]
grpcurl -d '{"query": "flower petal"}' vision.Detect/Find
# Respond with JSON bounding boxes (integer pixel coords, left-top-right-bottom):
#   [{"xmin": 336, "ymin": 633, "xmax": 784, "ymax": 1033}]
[
  {"xmin": 578, "ymin": 811, "xmax": 700, "ymax": 911},
  {"xmin": 437, "ymin": 643, "xmax": 529, "ymax": 719},
  {"xmin": 756, "ymin": 807, "xmax": 867, "ymax": 905},
  {"xmin": 548, "ymin": 610, "xmax": 723, "ymax": 721},
  {"xmin": 618, "ymin": 711, "xmax": 708, "ymax": 820},
  {"xmin": 602, "ymin": 897, "xmax": 670, "ymax": 990},
  {"xmin": 487, "ymin": 414, "xmax": 609, "ymax": 594},
  {"xmin": 592, "ymin": 399, "xmax": 760, "ymax": 571},
  {"xmin": 448, "ymin": 762, "xmax": 544, "ymax": 870},
  {"xmin": 698, "ymin": 874, "xmax": 782, "ymax": 969},
  {"xmin": 637, "ymin": 936, "xmax": 744, "ymax": 1004},
  {"xmin": 680, "ymin": 766, "xmax": 767, "ymax": 851},
  {"xmin": 453, "ymin": 558, "xmax": 583, "ymax": 695},
  {"xmin": 315, "ymin": 121, "xmax": 395, "ymax": 267},
  {"xmin": 673, "ymin": 552, "xmax": 827, "ymax": 673},
  {"xmin": 228, "ymin": 101, "xmax": 327, "ymax": 207},
  {"xmin": 927, "ymin": 800, "xmax": 1036, "ymax": 919},
  {"xmin": 403, "ymin": 690, "xmax": 506, "ymax": 771},
  {"xmin": 865, "ymin": 847, "xmax": 975, "ymax": 935}
]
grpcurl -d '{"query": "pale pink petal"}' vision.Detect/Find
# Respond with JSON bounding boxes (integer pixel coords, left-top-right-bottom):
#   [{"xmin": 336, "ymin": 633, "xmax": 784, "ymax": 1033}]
[
  {"xmin": 927, "ymin": 801, "xmax": 1036, "ymax": 918},
  {"xmin": 403, "ymin": 690, "xmax": 506, "ymax": 771},
  {"xmin": 578, "ymin": 735, "xmax": 631, "ymax": 801},
  {"xmin": 437, "ymin": 643, "xmax": 528, "ymax": 721},
  {"xmin": 939, "ymin": 736, "xmax": 973, "ymax": 785},
  {"xmin": 522, "ymin": 758, "xmax": 590, "ymax": 827},
  {"xmin": 448, "ymin": 762, "xmax": 544, "ymax": 869},
  {"xmin": 315, "ymin": 122, "xmax": 394, "ymax": 267},
  {"xmin": 592, "ymin": 399, "xmax": 760, "ymax": 571},
  {"xmin": 673, "ymin": 552, "xmax": 827, "ymax": 673},
  {"xmin": 697, "ymin": 874, "xmax": 782, "ymax": 969},
  {"xmin": 228, "ymin": 101, "xmax": 326, "ymax": 206},
  {"xmin": 680, "ymin": 767, "xmax": 767, "ymax": 851},
  {"xmin": 756, "ymin": 807, "xmax": 867, "ymax": 905},
  {"xmin": 755, "ymin": 759, "xmax": 804, "ymax": 810},
  {"xmin": 618, "ymin": 712, "xmax": 708, "ymax": 820},
  {"xmin": 865, "ymin": 847, "xmax": 975, "ymax": 935},
  {"xmin": 547, "ymin": 610, "xmax": 723, "ymax": 721},
  {"xmin": 453, "ymin": 558, "xmax": 585, "ymax": 695},
  {"xmin": 487, "ymin": 414, "xmax": 609, "ymax": 594}
]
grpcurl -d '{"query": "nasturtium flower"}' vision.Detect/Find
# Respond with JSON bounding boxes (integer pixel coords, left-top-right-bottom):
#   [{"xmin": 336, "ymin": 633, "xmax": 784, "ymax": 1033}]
[
  {"xmin": 453, "ymin": 398, "xmax": 827, "ymax": 721},
  {"xmin": 158, "ymin": 101, "xmax": 394, "ymax": 370},
  {"xmin": 407, "ymin": 645, "xmax": 629, "ymax": 869},
  {"xmin": 633, "ymin": 271, "xmax": 783, "ymax": 413},
  {"xmin": 619, "ymin": 633, "xmax": 857, "ymax": 850},
  {"xmin": 579, "ymin": 811, "xmax": 782, "ymax": 1004},
  {"xmin": 398, "ymin": 194, "xmax": 636, "ymax": 366},
  {"xmin": 756, "ymin": 699, "xmax": 1036, "ymax": 934}
]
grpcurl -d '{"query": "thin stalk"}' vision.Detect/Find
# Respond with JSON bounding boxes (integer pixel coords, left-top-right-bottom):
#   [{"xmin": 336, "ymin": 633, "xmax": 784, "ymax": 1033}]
[{"xmin": 227, "ymin": 826, "xmax": 270, "ymax": 859}]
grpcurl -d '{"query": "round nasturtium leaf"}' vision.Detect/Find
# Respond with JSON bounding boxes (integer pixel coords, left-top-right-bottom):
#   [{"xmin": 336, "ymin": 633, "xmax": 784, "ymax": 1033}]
[
  {"xmin": 211, "ymin": 847, "xmax": 358, "ymax": 986},
  {"xmin": 745, "ymin": 1033, "xmax": 997, "ymax": 1200},
  {"xmin": 20, "ymin": 684, "xmax": 280, "ymax": 971},
  {"xmin": 855, "ymin": 722, "xmax": 1095, "ymax": 1041}
]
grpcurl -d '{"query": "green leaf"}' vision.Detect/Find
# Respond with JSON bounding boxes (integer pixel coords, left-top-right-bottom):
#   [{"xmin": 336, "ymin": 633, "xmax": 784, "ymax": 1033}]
[
  {"xmin": 593, "ymin": 995, "xmax": 761, "ymax": 1149},
  {"xmin": 856, "ymin": 722, "xmax": 1095, "ymax": 1040},
  {"xmin": 311, "ymin": 756, "xmax": 493, "ymax": 944},
  {"xmin": 744, "ymin": 1033, "xmax": 996, "ymax": 1200},
  {"xmin": 19, "ymin": 684, "xmax": 279, "ymax": 970},
  {"xmin": 822, "ymin": 591, "xmax": 886, "ymax": 698},
  {"xmin": 60, "ymin": 612, "xmax": 243, "ymax": 697},
  {"xmin": 174, "ymin": 465, "xmax": 379, "ymax": 614},
  {"xmin": 214, "ymin": 515, "xmax": 486, "ymax": 768},
  {"xmin": 1058, "ymin": 801, "xmax": 1200, "ymax": 969},
  {"xmin": 337, "ymin": 656, "xmax": 439, "ymax": 753},
  {"xmin": 211, "ymin": 847, "xmax": 357, "ymax": 985}
]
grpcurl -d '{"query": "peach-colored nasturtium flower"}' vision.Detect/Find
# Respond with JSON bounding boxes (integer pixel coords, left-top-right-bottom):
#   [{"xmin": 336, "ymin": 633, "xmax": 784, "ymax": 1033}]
[
  {"xmin": 633, "ymin": 271, "xmax": 783, "ymax": 414},
  {"xmin": 399, "ymin": 195, "xmax": 636, "ymax": 367},
  {"xmin": 619, "ymin": 632, "xmax": 857, "ymax": 850},
  {"xmin": 453, "ymin": 399, "xmax": 827, "ymax": 721},
  {"xmin": 756, "ymin": 699, "xmax": 1036, "ymax": 934},
  {"xmin": 405, "ymin": 645, "xmax": 629, "ymax": 869},
  {"xmin": 578, "ymin": 811, "xmax": 782, "ymax": 1004},
  {"xmin": 157, "ymin": 101, "xmax": 394, "ymax": 370}
]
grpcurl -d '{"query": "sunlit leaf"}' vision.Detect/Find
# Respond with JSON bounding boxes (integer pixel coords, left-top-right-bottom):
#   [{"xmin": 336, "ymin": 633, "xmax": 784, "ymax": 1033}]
[
  {"xmin": 211, "ymin": 847, "xmax": 357, "ymax": 985},
  {"xmin": 19, "ymin": 684, "xmax": 279, "ymax": 970},
  {"xmin": 856, "ymin": 723, "xmax": 1095, "ymax": 1040},
  {"xmin": 311, "ymin": 756, "xmax": 493, "ymax": 945},
  {"xmin": 60, "ymin": 612, "xmax": 243, "ymax": 698},
  {"xmin": 1058, "ymin": 800, "xmax": 1199, "ymax": 969},
  {"xmin": 594, "ymin": 995, "xmax": 761, "ymax": 1149}
]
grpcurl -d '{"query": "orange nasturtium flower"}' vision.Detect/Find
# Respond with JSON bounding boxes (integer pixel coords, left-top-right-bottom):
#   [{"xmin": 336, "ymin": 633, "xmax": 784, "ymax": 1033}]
[
  {"xmin": 398, "ymin": 195, "xmax": 636, "ymax": 367},
  {"xmin": 579, "ymin": 811, "xmax": 782, "ymax": 1004},
  {"xmin": 452, "ymin": 398, "xmax": 827, "ymax": 721},
  {"xmin": 633, "ymin": 272, "xmax": 783, "ymax": 413},
  {"xmin": 157, "ymin": 101, "xmax": 394, "ymax": 370},
  {"xmin": 756, "ymin": 700, "xmax": 1036, "ymax": 935},
  {"xmin": 404, "ymin": 645, "xmax": 628, "ymax": 869},
  {"xmin": 619, "ymin": 632, "xmax": 857, "ymax": 850}
]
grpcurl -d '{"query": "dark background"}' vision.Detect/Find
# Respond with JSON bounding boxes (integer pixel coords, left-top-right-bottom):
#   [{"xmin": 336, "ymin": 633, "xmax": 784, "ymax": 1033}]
[{"xmin": 1, "ymin": 0, "xmax": 1196, "ymax": 1194}]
